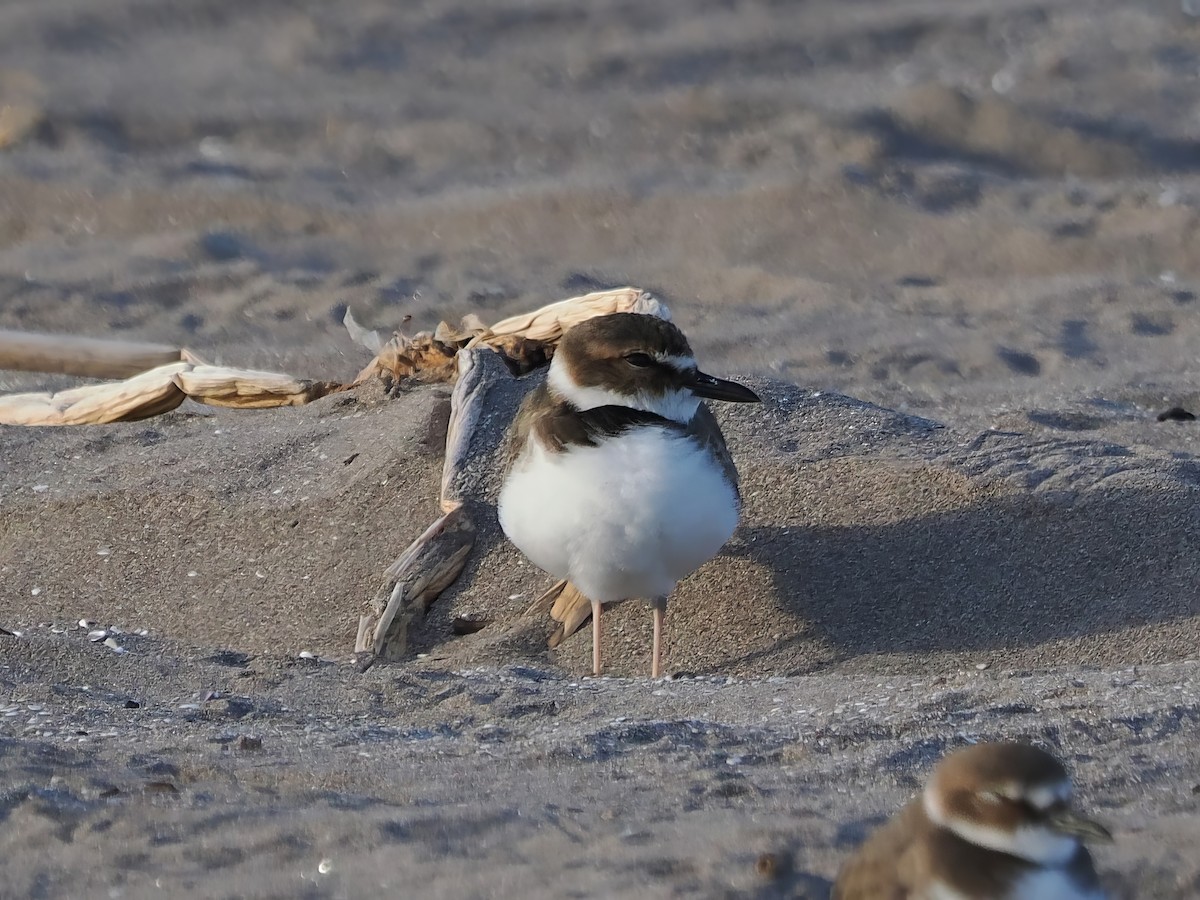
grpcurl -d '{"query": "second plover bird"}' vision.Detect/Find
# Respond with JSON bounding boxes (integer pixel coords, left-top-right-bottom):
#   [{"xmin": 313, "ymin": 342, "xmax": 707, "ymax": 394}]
[
  {"xmin": 498, "ymin": 312, "xmax": 759, "ymax": 677},
  {"xmin": 834, "ymin": 741, "xmax": 1112, "ymax": 900}
]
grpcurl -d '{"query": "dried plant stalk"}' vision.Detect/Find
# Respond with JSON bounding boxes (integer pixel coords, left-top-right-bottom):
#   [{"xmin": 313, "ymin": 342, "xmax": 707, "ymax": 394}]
[{"xmin": 354, "ymin": 287, "xmax": 669, "ymax": 386}]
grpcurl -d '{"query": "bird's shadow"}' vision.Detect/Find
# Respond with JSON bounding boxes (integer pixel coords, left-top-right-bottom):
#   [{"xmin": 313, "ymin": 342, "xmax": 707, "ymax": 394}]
[{"xmin": 720, "ymin": 484, "xmax": 1200, "ymax": 668}]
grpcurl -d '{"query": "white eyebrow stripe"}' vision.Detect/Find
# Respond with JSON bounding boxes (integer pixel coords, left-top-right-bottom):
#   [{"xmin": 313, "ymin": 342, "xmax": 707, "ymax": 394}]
[
  {"xmin": 657, "ymin": 354, "xmax": 696, "ymax": 372},
  {"xmin": 1026, "ymin": 781, "xmax": 1072, "ymax": 809}
]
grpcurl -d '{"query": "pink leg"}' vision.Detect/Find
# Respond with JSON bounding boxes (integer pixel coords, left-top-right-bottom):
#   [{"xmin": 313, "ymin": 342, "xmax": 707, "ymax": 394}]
[
  {"xmin": 591, "ymin": 598, "xmax": 603, "ymax": 676},
  {"xmin": 650, "ymin": 596, "xmax": 668, "ymax": 678}
]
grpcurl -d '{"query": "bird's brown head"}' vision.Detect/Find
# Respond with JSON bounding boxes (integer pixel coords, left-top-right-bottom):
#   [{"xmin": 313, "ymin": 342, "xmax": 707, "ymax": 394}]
[
  {"xmin": 548, "ymin": 313, "xmax": 759, "ymax": 422},
  {"xmin": 923, "ymin": 742, "xmax": 1112, "ymax": 865}
]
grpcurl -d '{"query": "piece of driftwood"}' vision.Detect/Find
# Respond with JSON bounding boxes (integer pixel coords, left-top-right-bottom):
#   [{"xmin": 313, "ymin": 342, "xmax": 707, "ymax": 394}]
[
  {"xmin": 478, "ymin": 287, "xmax": 670, "ymax": 346},
  {"xmin": 173, "ymin": 366, "xmax": 338, "ymax": 409},
  {"xmin": 0, "ymin": 360, "xmax": 342, "ymax": 425},
  {"xmin": 362, "ymin": 344, "xmax": 513, "ymax": 658},
  {"xmin": 367, "ymin": 506, "xmax": 477, "ymax": 661},
  {"xmin": 0, "ymin": 362, "xmax": 194, "ymax": 425},
  {"xmin": 0, "ymin": 287, "xmax": 665, "ymax": 427},
  {"xmin": 440, "ymin": 346, "xmax": 513, "ymax": 512},
  {"xmin": 0, "ymin": 328, "xmax": 187, "ymax": 379}
]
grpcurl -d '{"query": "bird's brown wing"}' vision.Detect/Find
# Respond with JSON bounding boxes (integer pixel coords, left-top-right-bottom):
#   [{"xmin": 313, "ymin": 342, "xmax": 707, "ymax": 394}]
[
  {"xmin": 833, "ymin": 801, "xmax": 927, "ymax": 900},
  {"xmin": 500, "ymin": 381, "xmax": 548, "ymax": 477},
  {"xmin": 686, "ymin": 402, "xmax": 739, "ymax": 501}
]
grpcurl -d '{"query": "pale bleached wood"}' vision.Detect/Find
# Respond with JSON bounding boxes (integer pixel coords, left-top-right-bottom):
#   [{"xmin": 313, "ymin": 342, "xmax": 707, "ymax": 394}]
[
  {"xmin": 0, "ymin": 361, "xmax": 342, "ymax": 424},
  {"xmin": 3, "ymin": 288, "xmax": 671, "ymax": 426},
  {"xmin": 472, "ymin": 287, "xmax": 670, "ymax": 347},
  {"xmin": 370, "ymin": 506, "xmax": 476, "ymax": 661},
  {"xmin": 174, "ymin": 366, "xmax": 339, "ymax": 408},
  {"xmin": 0, "ymin": 362, "xmax": 192, "ymax": 425},
  {"xmin": 0, "ymin": 328, "xmax": 183, "ymax": 379},
  {"xmin": 440, "ymin": 346, "xmax": 512, "ymax": 514},
  {"xmin": 354, "ymin": 615, "xmax": 375, "ymax": 654},
  {"xmin": 521, "ymin": 579, "xmax": 594, "ymax": 648}
]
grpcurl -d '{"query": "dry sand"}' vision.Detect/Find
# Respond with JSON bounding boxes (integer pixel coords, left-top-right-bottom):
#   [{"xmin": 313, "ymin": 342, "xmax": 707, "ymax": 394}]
[{"xmin": 3, "ymin": 0, "xmax": 1200, "ymax": 897}]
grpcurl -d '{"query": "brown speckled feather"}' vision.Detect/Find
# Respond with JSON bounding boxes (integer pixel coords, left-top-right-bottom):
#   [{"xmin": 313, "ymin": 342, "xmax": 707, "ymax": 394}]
[{"xmin": 834, "ymin": 800, "xmax": 926, "ymax": 900}]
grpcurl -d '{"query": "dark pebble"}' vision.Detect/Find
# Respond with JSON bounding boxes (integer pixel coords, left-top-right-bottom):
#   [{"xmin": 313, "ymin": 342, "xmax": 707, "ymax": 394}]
[
  {"xmin": 452, "ymin": 614, "xmax": 493, "ymax": 636},
  {"xmin": 1158, "ymin": 406, "xmax": 1196, "ymax": 422}
]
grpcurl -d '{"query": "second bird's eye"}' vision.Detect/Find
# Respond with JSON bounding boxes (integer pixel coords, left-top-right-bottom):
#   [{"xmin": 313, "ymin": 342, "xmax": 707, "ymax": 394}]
[{"xmin": 624, "ymin": 352, "xmax": 655, "ymax": 368}]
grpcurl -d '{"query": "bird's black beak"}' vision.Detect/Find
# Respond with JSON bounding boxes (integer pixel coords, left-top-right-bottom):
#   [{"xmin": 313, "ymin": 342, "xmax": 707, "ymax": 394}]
[
  {"xmin": 689, "ymin": 371, "xmax": 760, "ymax": 403},
  {"xmin": 1046, "ymin": 808, "xmax": 1114, "ymax": 844}
]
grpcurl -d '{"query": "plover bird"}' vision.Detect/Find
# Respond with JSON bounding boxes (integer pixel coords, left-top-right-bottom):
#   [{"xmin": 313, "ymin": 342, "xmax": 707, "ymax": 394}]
[
  {"xmin": 834, "ymin": 742, "xmax": 1111, "ymax": 900},
  {"xmin": 498, "ymin": 312, "xmax": 759, "ymax": 677}
]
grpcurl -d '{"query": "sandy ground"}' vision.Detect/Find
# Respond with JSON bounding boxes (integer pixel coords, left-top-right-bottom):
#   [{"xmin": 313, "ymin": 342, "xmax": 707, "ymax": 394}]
[{"xmin": 3, "ymin": 0, "xmax": 1200, "ymax": 896}]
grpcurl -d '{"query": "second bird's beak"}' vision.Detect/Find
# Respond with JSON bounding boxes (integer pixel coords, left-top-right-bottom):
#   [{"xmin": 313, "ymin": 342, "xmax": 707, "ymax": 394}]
[
  {"xmin": 689, "ymin": 371, "xmax": 760, "ymax": 403},
  {"xmin": 1047, "ymin": 808, "xmax": 1113, "ymax": 843}
]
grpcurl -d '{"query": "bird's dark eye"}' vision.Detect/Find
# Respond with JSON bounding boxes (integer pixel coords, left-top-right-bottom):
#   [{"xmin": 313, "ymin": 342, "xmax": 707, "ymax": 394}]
[{"xmin": 624, "ymin": 352, "xmax": 655, "ymax": 368}]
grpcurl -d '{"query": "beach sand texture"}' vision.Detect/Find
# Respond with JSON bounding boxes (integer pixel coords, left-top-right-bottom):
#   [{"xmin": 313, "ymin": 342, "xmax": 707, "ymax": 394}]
[{"xmin": 3, "ymin": 1, "xmax": 1200, "ymax": 896}]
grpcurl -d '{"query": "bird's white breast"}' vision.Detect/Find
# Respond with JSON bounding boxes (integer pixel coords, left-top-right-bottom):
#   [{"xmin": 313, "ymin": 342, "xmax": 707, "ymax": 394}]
[
  {"xmin": 498, "ymin": 425, "xmax": 738, "ymax": 602},
  {"xmin": 926, "ymin": 869, "xmax": 1106, "ymax": 900},
  {"xmin": 1007, "ymin": 869, "xmax": 1106, "ymax": 900}
]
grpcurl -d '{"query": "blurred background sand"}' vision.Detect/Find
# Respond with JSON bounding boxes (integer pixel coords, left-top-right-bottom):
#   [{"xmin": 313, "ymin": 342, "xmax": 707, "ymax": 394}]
[{"xmin": 3, "ymin": 0, "xmax": 1200, "ymax": 447}]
